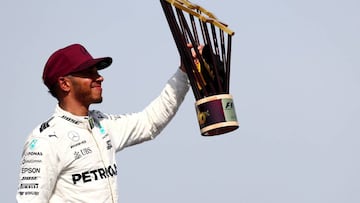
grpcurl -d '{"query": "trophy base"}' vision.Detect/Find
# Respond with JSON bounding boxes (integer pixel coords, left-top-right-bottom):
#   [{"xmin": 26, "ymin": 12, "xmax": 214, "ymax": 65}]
[{"xmin": 195, "ymin": 94, "xmax": 239, "ymax": 136}]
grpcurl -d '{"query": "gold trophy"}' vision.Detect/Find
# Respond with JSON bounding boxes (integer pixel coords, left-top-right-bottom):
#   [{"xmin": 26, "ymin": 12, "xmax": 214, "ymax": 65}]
[{"xmin": 161, "ymin": 0, "xmax": 239, "ymax": 136}]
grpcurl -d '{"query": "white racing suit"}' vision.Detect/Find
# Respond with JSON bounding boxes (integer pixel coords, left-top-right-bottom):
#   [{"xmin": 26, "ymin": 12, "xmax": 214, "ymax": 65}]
[{"xmin": 16, "ymin": 70, "xmax": 189, "ymax": 203}]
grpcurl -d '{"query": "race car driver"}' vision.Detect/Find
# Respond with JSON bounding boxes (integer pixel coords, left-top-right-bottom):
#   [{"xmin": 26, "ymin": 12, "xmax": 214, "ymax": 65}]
[{"xmin": 16, "ymin": 43, "xmax": 191, "ymax": 203}]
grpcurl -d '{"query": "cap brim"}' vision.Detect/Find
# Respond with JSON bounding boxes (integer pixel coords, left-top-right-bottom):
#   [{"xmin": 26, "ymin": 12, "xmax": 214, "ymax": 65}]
[
  {"xmin": 76, "ymin": 57, "xmax": 113, "ymax": 73},
  {"xmin": 95, "ymin": 57, "xmax": 112, "ymax": 70}
]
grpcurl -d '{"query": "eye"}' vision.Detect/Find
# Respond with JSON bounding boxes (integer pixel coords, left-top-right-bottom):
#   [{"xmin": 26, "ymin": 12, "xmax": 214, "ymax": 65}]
[{"xmin": 71, "ymin": 68, "xmax": 100, "ymax": 78}]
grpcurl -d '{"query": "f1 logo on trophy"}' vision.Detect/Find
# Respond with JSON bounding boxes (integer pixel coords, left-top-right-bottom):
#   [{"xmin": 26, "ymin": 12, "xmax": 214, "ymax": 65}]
[{"xmin": 160, "ymin": 0, "xmax": 239, "ymax": 136}]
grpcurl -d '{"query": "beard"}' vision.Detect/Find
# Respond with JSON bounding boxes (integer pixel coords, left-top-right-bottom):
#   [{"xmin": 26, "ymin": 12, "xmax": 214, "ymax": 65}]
[
  {"xmin": 92, "ymin": 96, "xmax": 103, "ymax": 104},
  {"xmin": 71, "ymin": 81, "xmax": 103, "ymax": 106}
]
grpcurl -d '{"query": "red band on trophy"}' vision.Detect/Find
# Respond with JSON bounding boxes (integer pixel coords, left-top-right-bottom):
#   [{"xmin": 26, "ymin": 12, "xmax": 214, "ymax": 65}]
[{"xmin": 196, "ymin": 94, "xmax": 238, "ymax": 136}]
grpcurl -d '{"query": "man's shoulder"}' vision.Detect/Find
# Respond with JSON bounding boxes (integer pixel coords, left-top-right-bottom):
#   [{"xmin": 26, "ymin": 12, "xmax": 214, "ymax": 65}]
[
  {"xmin": 31, "ymin": 116, "xmax": 64, "ymax": 138},
  {"xmin": 24, "ymin": 116, "xmax": 59, "ymax": 147}
]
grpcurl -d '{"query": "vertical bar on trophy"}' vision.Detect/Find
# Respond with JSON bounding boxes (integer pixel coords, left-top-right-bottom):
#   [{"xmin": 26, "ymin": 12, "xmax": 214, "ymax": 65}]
[
  {"xmin": 219, "ymin": 29, "xmax": 228, "ymax": 93},
  {"xmin": 211, "ymin": 24, "xmax": 220, "ymax": 57},
  {"xmin": 176, "ymin": 9, "xmax": 189, "ymax": 43},
  {"xmin": 225, "ymin": 34, "xmax": 232, "ymax": 93},
  {"xmin": 210, "ymin": 24, "xmax": 224, "ymax": 94},
  {"xmin": 199, "ymin": 19, "xmax": 208, "ymax": 45},
  {"xmin": 189, "ymin": 14, "xmax": 200, "ymax": 45}
]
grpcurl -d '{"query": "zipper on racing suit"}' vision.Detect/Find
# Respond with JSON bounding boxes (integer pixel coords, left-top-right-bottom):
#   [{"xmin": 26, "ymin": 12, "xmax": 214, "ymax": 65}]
[{"xmin": 88, "ymin": 117, "xmax": 116, "ymax": 203}]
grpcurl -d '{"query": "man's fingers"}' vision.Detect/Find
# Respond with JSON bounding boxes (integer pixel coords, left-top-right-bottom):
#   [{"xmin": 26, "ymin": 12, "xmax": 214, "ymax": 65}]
[{"xmin": 190, "ymin": 45, "xmax": 204, "ymax": 58}]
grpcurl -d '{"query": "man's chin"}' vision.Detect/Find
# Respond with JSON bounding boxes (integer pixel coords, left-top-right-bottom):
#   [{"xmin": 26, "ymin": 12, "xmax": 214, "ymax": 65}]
[{"xmin": 93, "ymin": 97, "xmax": 103, "ymax": 104}]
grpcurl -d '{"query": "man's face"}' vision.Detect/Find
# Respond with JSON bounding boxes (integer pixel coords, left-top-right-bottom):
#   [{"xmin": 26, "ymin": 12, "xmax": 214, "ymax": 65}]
[{"xmin": 67, "ymin": 66, "xmax": 104, "ymax": 106}]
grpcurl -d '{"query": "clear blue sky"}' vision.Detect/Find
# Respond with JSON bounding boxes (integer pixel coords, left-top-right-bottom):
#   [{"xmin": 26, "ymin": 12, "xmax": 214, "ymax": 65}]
[{"xmin": 2, "ymin": 0, "xmax": 360, "ymax": 202}]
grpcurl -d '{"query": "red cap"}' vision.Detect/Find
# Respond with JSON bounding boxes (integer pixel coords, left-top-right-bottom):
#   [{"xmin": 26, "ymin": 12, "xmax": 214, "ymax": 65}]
[{"xmin": 42, "ymin": 44, "xmax": 112, "ymax": 89}]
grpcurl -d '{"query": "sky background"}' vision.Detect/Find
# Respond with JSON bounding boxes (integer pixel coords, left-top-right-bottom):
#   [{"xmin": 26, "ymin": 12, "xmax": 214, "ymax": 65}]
[{"xmin": 1, "ymin": 0, "xmax": 360, "ymax": 202}]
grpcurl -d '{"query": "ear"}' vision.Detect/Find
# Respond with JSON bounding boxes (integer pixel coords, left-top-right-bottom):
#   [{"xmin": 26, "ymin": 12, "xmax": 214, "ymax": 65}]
[{"xmin": 57, "ymin": 76, "xmax": 71, "ymax": 92}]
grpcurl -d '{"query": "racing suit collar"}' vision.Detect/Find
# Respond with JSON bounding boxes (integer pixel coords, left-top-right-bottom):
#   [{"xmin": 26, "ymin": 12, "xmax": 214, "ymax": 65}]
[{"xmin": 54, "ymin": 104, "xmax": 93, "ymax": 129}]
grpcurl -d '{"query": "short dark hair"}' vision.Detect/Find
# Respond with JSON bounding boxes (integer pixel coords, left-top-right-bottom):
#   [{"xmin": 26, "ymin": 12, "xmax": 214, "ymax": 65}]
[{"xmin": 48, "ymin": 83, "xmax": 60, "ymax": 100}]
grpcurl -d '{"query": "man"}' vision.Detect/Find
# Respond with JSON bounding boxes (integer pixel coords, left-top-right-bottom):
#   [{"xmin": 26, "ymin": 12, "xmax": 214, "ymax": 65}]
[{"xmin": 16, "ymin": 43, "xmax": 190, "ymax": 202}]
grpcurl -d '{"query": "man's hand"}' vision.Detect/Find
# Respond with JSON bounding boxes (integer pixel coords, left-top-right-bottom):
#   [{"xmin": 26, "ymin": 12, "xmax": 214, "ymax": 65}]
[{"xmin": 180, "ymin": 44, "xmax": 204, "ymax": 72}]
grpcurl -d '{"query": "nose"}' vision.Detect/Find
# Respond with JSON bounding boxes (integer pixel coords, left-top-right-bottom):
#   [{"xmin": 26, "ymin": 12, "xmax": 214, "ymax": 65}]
[{"xmin": 95, "ymin": 73, "xmax": 104, "ymax": 82}]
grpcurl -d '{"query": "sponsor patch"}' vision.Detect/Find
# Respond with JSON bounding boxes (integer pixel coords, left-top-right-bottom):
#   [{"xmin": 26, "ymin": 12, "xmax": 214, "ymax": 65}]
[
  {"xmin": 70, "ymin": 140, "xmax": 87, "ymax": 149},
  {"xmin": 21, "ymin": 176, "xmax": 39, "ymax": 181},
  {"xmin": 67, "ymin": 131, "xmax": 80, "ymax": 142},
  {"xmin": 61, "ymin": 115, "xmax": 80, "ymax": 125},
  {"xmin": 21, "ymin": 168, "xmax": 41, "ymax": 174},
  {"xmin": 73, "ymin": 147, "xmax": 93, "ymax": 160},
  {"xmin": 72, "ymin": 164, "xmax": 117, "ymax": 184},
  {"xmin": 20, "ymin": 183, "xmax": 39, "ymax": 189},
  {"xmin": 29, "ymin": 139, "xmax": 38, "ymax": 150},
  {"xmin": 22, "ymin": 159, "xmax": 42, "ymax": 165},
  {"xmin": 39, "ymin": 117, "xmax": 54, "ymax": 132}
]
